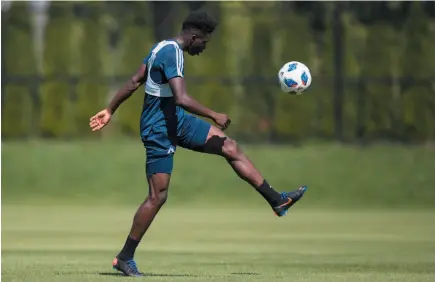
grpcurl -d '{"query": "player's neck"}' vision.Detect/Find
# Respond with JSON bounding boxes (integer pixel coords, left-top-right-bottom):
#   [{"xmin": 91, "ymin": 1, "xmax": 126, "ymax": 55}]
[{"xmin": 173, "ymin": 35, "xmax": 187, "ymax": 52}]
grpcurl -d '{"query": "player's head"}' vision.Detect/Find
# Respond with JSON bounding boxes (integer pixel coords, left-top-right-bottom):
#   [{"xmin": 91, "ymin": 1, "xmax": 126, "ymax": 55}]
[{"xmin": 181, "ymin": 11, "xmax": 218, "ymax": 56}]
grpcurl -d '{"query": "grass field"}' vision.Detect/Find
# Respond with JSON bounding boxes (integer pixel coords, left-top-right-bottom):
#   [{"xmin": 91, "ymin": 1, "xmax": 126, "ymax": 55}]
[
  {"xmin": 2, "ymin": 140, "xmax": 435, "ymax": 207},
  {"xmin": 2, "ymin": 205, "xmax": 435, "ymax": 282},
  {"xmin": 2, "ymin": 141, "xmax": 435, "ymax": 281}
]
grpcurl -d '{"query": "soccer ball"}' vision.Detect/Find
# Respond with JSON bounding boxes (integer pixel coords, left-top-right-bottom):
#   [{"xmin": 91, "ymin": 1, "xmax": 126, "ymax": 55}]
[{"xmin": 278, "ymin": 61, "xmax": 312, "ymax": 95}]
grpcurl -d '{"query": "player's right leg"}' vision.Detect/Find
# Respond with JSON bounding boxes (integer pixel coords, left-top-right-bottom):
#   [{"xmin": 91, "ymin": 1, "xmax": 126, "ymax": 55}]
[
  {"xmin": 179, "ymin": 115, "xmax": 307, "ymax": 217},
  {"xmin": 201, "ymin": 125, "xmax": 307, "ymax": 216}
]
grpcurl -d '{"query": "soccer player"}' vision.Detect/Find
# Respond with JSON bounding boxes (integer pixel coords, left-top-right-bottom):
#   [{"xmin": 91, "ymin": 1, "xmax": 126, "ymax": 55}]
[{"xmin": 89, "ymin": 11, "xmax": 307, "ymax": 277}]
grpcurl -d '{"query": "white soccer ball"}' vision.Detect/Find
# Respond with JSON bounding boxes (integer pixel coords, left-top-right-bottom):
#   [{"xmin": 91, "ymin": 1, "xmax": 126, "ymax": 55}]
[{"xmin": 278, "ymin": 61, "xmax": 312, "ymax": 95}]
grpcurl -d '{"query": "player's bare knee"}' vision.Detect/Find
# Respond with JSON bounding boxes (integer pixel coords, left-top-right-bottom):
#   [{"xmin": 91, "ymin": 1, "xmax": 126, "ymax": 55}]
[
  {"xmin": 158, "ymin": 189, "xmax": 168, "ymax": 205},
  {"xmin": 148, "ymin": 187, "xmax": 168, "ymax": 207},
  {"xmin": 222, "ymin": 138, "xmax": 241, "ymax": 160},
  {"xmin": 147, "ymin": 173, "xmax": 170, "ymax": 207}
]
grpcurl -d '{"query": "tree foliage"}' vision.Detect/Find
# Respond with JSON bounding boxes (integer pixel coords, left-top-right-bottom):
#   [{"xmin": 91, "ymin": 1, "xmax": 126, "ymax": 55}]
[
  {"xmin": 2, "ymin": 2, "xmax": 435, "ymax": 143},
  {"xmin": 2, "ymin": 2, "xmax": 37, "ymax": 137}
]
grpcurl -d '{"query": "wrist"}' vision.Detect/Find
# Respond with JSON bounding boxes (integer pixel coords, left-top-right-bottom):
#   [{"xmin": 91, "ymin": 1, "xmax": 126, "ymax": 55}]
[
  {"xmin": 210, "ymin": 111, "xmax": 219, "ymax": 120},
  {"xmin": 106, "ymin": 107, "xmax": 115, "ymax": 115}
]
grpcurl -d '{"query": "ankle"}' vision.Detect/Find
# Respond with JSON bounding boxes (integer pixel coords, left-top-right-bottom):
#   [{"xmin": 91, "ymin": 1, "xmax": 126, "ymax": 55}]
[
  {"xmin": 118, "ymin": 236, "xmax": 140, "ymax": 260},
  {"xmin": 256, "ymin": 180, "xmax": 284, "ymax": 207}
]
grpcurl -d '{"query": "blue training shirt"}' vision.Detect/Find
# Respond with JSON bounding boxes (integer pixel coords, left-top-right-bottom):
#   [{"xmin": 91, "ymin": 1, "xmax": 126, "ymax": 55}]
[{"xmin": 143, "ymin": 40, "xmax": 184, "ymax": 98}]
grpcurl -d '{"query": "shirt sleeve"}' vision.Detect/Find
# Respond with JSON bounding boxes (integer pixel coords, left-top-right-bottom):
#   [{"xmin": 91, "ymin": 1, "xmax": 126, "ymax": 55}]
[
  {"xmin": 160, "ymin": 45, "xmax": 184, "ymax": 80},
  {"xmin": 143, "ymin": 54, "xmax": 151, "ymax": 65}
]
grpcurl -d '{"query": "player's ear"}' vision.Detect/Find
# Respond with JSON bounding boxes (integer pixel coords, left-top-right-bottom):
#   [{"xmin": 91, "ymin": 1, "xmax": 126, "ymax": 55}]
[{"xmin": 190, "ymin": 34, "xmax": 197, "ymax": 44}]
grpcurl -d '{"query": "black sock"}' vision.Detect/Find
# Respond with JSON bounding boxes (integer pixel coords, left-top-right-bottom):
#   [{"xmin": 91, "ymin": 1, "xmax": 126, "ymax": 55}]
[
  {"xmin": 256, "ymin": 180, "xmax": 284, "ymax": 207},
  {"xmin": 117, "ymin": 236, "xmax": 140, "ymax": 260}
]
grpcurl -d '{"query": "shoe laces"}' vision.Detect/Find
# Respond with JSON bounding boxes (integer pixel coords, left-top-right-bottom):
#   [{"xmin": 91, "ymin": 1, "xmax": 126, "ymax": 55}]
[{"xmin": 282, "ymin": 186, "xmax": 305, "ymax": 200}]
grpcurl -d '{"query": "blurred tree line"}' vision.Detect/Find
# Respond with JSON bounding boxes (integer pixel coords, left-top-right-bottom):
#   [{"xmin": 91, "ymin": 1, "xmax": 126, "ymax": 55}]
[{"xmin": 2, "ymin": 1, "xmax": 435, "ymax": 143}]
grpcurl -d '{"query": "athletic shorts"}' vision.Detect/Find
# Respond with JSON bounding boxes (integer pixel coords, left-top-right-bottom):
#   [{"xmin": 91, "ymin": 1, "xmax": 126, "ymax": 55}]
[{"xmin": 140, "ymin": 94, "xmax": 211, "ymax": 177}]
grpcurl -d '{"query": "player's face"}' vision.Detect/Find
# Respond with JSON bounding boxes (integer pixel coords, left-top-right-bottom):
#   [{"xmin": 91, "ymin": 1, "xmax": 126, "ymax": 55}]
[{"xmin": 187, "ymin": 33, "xmax": 210, "ymax": 56}]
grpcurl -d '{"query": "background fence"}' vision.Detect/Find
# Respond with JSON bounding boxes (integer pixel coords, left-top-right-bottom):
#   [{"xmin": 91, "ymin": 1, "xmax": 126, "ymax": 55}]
[{"xmin": 2, "ymin": 1, "xmax": 435, "ymax": 143}]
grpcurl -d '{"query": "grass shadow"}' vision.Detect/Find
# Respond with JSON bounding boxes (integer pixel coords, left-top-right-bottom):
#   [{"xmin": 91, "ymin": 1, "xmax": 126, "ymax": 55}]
[
  {"xmin": 231, "ymin": 272, "xmax": 260, "ymax": 276},
  {"xmin": 98, "ymin": 272, "xmax": 200, "ymax": 277},
  {"xmin": 98, "ymin": 272, "xmax": 261, "ymax": 277}
]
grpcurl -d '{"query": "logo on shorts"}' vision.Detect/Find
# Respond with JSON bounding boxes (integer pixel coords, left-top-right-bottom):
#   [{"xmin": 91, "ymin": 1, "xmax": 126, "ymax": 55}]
[{"xmin": 167, "ymin": 146, "xmax": 175, "ymax": 155}]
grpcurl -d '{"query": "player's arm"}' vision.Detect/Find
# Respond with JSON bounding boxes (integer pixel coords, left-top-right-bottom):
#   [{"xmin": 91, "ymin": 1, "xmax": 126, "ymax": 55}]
[
  {"xmin": 164, "ymin": 48, "xmax": 230, "ymax": 129},
  {"xmin": 90, "ymin": 59, "xmax": 148, "ymax": 132},
  {"xmin": 169, "ymin": 77, "xmax": 215, "ymax": 119},
  {"xmin": 169, "ymin": 77, "xmax": 230, "ymax": 130},
  {"xmin": 107, "ymin": 63, "xmax": 147, "ymax": 115}
]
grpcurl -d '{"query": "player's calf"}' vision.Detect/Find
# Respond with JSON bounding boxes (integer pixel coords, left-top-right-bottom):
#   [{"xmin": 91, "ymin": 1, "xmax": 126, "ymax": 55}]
[
  {"xmin": 201, "ymin": 126, "xmax": 288, "ymax": 208},
  {"xmin": 222, "ymin": 142, "xmax": 307, "ymax": 214},
  {"xmin": 220, "ymin": 138, "xmax": 263, "ymax": 186}
]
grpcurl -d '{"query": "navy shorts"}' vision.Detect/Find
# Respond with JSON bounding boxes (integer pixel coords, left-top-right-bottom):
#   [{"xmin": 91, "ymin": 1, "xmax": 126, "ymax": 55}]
[{"xmin": 140, "ymin": 94, "xmax": 211, "ymax": 177}]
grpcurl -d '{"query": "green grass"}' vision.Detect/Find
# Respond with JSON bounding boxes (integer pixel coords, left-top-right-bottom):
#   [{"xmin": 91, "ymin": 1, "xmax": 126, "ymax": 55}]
[
  {"xmin": 2, "ymin": 141, "xmax": 435, "ymax": 280},
  {"xmin": 2, "ymin": 140, "xmax": 435, "ymax": 208},
  {"xmin": 2, "ymin": 205, "xmax": 435, "ymax": 282}
]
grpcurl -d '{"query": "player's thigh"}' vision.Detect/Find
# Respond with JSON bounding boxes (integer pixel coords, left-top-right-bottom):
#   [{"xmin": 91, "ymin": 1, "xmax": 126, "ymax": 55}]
[
  {"xmin": 177, "ymin": 114, "xmax": 212, "ymax": 152},
  {"xmin": 179, "ymin": 116, "xmax": 235, "ymax": 156},
  {"xmin": 147, "ymin": 172, "xmax": 171, "ymax": 197},
  {"xmin": 142, "ymin": 127, "xmax": 177, "ymax": 179}
]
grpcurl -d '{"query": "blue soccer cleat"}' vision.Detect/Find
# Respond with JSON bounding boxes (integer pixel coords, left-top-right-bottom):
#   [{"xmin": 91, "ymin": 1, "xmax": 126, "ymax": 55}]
[
  {"xmin": 112, "ymin": 257, "xmax": 144, "ymax": 277},
  {"xmin": 272, "ymin": 186, "xmax": 308, "ymax": 217}
]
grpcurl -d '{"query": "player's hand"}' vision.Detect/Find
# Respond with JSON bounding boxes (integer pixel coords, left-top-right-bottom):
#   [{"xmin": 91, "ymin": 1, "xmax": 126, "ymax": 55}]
[
  {"xmin": 213, "ymin": 113, "xmax": 231, "ymax": 131},
  {"xmin": 89, "ymin": 109, "xmax": 112, "ymax": 131}
]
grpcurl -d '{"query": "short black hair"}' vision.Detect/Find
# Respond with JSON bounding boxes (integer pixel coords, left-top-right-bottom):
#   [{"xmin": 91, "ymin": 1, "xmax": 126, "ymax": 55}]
[{"xmin": 182, "ymin": 11, "xmax": 218, "ymax": 34}]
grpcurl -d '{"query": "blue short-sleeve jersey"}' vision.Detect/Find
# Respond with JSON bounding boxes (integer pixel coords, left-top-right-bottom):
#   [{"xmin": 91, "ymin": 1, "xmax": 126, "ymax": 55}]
[{"xmin": 143, "ymin": 40, "xmax": 184, "ymax": 97}]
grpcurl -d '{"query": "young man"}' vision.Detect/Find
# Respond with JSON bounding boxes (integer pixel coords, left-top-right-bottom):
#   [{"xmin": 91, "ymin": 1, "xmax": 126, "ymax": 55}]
[{"xmin": 89, "ymin": 11, "xmax": 307, "ymax": 277}]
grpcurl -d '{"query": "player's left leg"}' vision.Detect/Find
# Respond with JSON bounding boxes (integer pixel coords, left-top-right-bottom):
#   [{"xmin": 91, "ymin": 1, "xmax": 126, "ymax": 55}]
[
  {"xmin": 113, "ymin": 101, "xmax": 177, "ymax": 276},
  {"xmin": 179, "ymin": 115, "xmax": 307, "ymax": 217},
  {"xmin": 112, "ymin": 172, "xmax": 171, "ymax": 277}
]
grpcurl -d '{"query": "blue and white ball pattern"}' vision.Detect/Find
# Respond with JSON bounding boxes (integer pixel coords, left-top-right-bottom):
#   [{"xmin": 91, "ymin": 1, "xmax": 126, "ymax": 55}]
[{"xmin": 278, "ymin": 61, "xmax": 312, "ymax": 95}]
